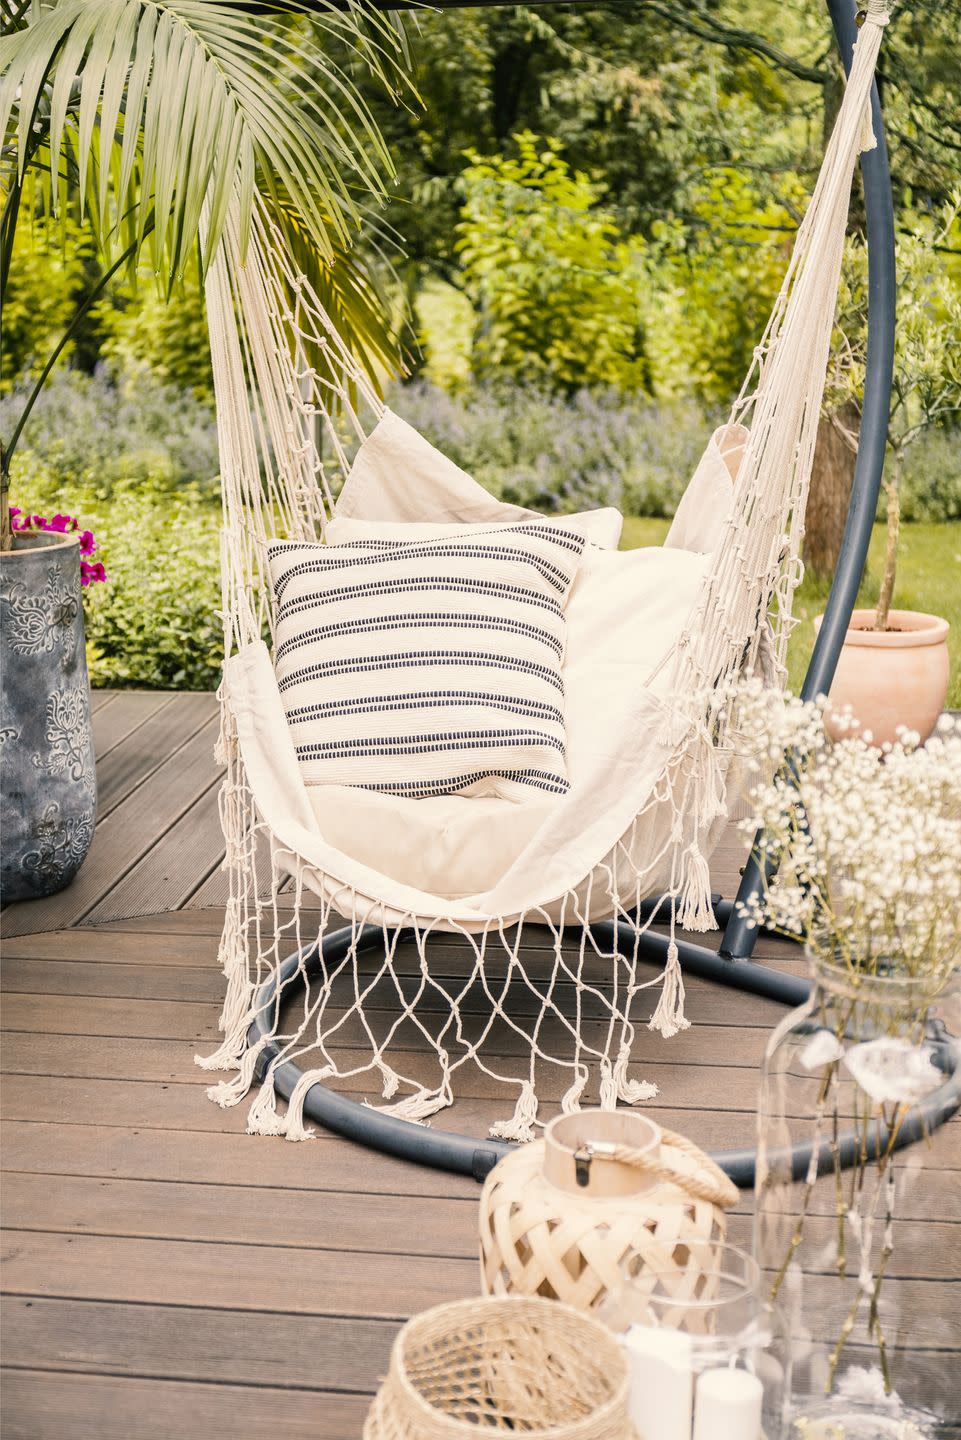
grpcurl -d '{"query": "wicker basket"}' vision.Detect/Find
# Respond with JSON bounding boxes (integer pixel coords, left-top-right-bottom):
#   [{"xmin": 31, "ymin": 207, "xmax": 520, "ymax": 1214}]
[
  {"xmin": 363, "ymin": 1295, "xmax": 632, "ymax": 1440},
  {"xmin": 479, "ymin": 1110, "xmax": 738, "ymax": 1314}
]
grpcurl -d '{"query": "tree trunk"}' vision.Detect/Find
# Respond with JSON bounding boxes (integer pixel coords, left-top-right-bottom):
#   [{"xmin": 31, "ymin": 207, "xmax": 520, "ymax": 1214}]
[
  {"xmin": 1, "ymin": 448, "xmax": 11, "ymax": 552},
  {"xmin": 874, "ymin": 462, "xmax": 901, "ymax": 631},
  {"xmin": 803, "ymin": 405, "xmax": 859, "ymax": 581}
]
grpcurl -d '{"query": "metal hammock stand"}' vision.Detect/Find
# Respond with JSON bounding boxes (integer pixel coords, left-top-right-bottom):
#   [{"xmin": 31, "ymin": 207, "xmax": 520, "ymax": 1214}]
[{"xmin": 243, "ymin": 0, "xmax": 961, "ymax": 1184}]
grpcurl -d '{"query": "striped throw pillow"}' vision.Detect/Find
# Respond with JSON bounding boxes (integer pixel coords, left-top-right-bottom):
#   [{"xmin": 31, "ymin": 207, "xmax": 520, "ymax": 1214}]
[{"xmin": 267, "ymin": 523, "xmax": 586, "ymax": 799}]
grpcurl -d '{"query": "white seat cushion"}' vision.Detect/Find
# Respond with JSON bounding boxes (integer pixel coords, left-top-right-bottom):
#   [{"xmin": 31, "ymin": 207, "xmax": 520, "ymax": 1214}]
[{"xmin": 301, "ymin": 542, "xmax": 710, "ymax": 899}]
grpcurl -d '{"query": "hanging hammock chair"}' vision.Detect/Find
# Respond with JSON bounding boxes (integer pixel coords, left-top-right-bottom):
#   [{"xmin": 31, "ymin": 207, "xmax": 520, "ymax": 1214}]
[{"xmin": 196, "ymin": 0, "xmax": 937, "ymax": 1164}]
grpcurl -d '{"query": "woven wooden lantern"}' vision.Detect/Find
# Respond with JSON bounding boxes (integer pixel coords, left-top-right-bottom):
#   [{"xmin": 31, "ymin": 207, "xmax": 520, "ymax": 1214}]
[
  {"xmin": 479, "ymin": 1109, "xmax": 739, "ymax": 1314},
  {"xmin": 363, "ymin": 1295, "xmax": 632, "ymax": 1440}
]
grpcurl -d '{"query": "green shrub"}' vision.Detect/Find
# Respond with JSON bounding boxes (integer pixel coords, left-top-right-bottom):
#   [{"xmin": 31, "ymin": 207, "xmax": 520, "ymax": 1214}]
[
  {"xmin": 898, "ymin": 427, "xmax": 961, "ymax": 522},
  {"xmin": 455, "ymin": 134, "xmax": 651, "ymax": 395},
  {"xmin": 0, "ymin": 218, "xmax": 98, "ymax": 389},
  {"xmin": 12, "ymin": 457, "xmax": 222, "ymax": 690}
]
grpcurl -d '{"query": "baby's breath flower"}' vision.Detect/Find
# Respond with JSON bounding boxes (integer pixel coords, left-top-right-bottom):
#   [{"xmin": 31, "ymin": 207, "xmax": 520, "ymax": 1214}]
[{"xmin": 735, "ymin": 688, "xmax": 961, "ymax": 990}]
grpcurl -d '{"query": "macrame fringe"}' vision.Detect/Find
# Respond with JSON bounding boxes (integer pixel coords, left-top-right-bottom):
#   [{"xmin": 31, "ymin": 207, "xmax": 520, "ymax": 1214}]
[
  {"xmin": 678, "ymin": 842, "xmax": 715, "ymax": 932},
  {"xmin": 246, "ymin": 1071, "xmax": 288, "ymax": 1136},
  {"xmin": 371, "ymin": 1086, "xmax": 451, "ymax": 1125},
  {"xmin": 205, "ymin": 1036, "xmax": 269, "ymax": 1107},
  {"xmin": 489, "ymin": 1082, "xmax": 538, "ymax": 1143},
  {"xmin": 284, "ymin": 1065, "xmax": 337, "ymax": 1142},
  {"xmin": 611, "ymin": 1044, "xmax": 659, "ymax": 1105},
  {"xmin": 560, "ymin": 1066, "xmax": 590, "ymax": 1115},
  {"xmin": 648, "ymin": 942, "xmax": 691, "ymax": 1040}
]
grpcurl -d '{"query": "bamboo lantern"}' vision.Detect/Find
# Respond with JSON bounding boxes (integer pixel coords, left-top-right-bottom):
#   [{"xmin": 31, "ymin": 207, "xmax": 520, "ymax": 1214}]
[
  {"xmin": 363, "ymin": 1295, "xmax": 633, "ymax": 1440},
  {"xmin": 479, "ymin": 1110, "xmax": 739, "ymax": 1314}
]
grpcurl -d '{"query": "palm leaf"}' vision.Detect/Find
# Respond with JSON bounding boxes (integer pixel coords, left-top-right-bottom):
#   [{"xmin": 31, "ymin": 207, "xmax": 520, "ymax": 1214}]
[
  {"xmin": 0, "ymin": 0, "xmax": 413, "ymax": 286},
  {"xmin": 267, "ymin": 193, "xmax": 410, "ymax": 404}
]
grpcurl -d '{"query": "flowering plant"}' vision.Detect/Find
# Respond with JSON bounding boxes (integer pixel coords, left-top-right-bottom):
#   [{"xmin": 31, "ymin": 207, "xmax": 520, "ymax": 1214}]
[
  {"xmin": 739, "ymin": 688, "xmax": 961, "ymax": 1410},
  {"xmin": 8, "ymin": 507, "xmax": 106, "ymax": 587},
  {"xmin": 737, "ymin": 688, "xmax": 961, "ymax": 992}
]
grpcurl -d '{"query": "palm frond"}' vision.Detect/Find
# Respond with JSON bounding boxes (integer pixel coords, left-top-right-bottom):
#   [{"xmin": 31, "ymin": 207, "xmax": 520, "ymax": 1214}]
[
  {"xmin": 268, "ymin": 192, "xmax": 409, "ymax": 403},
  {"xmin": 1, "ymin": 0, "xmax": 413, "ymax": 285}
]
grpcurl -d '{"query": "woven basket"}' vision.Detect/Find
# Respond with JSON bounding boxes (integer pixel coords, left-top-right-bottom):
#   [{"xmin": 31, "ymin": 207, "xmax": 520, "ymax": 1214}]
[
  {"xmin": 363, "ymin": 1295, "xmax": 632, "ymax": 1440},
  {"xmin": 479, "ymin": 1110, "xmax": 738, "ymax": 1315}
]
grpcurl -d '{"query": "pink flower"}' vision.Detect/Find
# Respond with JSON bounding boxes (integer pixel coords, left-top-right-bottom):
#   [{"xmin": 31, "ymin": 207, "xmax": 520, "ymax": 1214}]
[
  {"xmin": 9, "ymin": 506, "xmax": 106, "ymax": 584},
  {"xmin": 47, "ymin": 513, "xmax": 77, "ymax": 533}
]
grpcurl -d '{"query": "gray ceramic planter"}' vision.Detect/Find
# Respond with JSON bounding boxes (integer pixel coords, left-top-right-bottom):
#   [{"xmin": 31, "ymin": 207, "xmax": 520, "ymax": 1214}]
[{"xmin": 0, "ymin": 531, "xmax": 97, "ymax": 902}]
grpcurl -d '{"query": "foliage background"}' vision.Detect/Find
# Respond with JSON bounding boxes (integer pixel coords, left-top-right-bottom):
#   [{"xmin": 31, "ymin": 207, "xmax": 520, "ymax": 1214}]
[{"xmin": 3, "ymin": 0, "xmax": 958, "ymax": 694}]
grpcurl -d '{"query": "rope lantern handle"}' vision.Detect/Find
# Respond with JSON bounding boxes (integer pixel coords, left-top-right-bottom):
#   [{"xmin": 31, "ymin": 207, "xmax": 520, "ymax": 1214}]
[{"xmin": 610, "ymin": 1128, "xmax": 740, "ymax": 1209}]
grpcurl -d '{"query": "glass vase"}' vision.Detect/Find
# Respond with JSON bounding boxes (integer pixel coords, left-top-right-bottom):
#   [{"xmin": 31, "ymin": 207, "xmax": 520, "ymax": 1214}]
[
  {"xmin": 598, "ymin": 1242, "xmax": 791, "ymax": 1439},
  {"xmin": 754, "ymin": 954, "xmax": 959, "ymax": 1437}
]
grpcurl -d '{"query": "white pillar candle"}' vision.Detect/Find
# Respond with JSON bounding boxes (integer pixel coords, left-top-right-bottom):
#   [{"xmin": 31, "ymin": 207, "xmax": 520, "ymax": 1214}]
[
  {"xmin": 623, "ymin": 1325, "xmax": 693, "ymax": 1440},
  {"xmin": 692, "ymin": 1367, "xmax": 763, "ymax": 1440}
]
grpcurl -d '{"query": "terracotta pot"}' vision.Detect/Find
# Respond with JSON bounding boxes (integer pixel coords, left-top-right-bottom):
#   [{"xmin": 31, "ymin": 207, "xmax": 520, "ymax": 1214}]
[{"xmin": 814, "ymin": 608, "xmax": 950, "ymax": 746}]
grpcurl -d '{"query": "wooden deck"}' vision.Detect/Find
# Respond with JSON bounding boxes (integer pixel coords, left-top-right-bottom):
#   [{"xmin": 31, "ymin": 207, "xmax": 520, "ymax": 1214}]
[{"xmin": 2, "ymin": 689, "xmax": 959, "ymax": 1438}]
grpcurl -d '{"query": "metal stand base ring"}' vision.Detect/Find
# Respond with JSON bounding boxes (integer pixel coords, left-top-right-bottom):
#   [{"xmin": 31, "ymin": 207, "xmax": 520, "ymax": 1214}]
[{"xmin": 247, "ymin": 924, "xmax": 961, "ymax": 1188}]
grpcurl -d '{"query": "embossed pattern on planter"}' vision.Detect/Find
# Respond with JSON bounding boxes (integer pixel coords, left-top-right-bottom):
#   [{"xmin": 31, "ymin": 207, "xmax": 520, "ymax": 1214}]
[{"xmin": 1, "ymin": 534, "xmax": 97, "ymax": 902}]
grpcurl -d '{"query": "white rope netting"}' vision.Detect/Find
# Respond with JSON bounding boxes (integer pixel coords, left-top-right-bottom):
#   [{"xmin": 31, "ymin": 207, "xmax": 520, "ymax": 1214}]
[{"xmin": 198, "ymin": 5, "xmax": 891, "ymax": 1140}]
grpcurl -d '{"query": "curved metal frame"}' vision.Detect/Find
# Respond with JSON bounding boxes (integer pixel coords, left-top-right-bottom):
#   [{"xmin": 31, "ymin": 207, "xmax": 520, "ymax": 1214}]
[
  {"xmin": 249, "ymin": 928, "xmax": 961, "ymax": 1185},
  {"xmin": 244, "ymin": 0, "xmax": 954, "ymax": 1186}
]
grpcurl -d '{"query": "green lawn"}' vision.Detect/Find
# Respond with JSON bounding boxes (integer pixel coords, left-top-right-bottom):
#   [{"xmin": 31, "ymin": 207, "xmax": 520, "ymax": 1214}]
[{"xmin": 619, "ymin": 517, "xmax": 961, "ymax": 706}]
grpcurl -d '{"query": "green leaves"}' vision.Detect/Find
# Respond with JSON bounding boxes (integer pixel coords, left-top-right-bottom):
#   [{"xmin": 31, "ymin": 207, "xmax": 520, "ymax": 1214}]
[
  {"xmin": 1, "ymin": 0, "xmax": 411, "ymax": 287},
  {"xmin": 456, "ymin": 134, "xmax": 652, "ymax": 396}
]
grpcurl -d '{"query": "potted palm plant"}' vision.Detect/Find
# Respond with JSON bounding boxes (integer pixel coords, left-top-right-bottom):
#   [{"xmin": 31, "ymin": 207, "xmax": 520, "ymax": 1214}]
[
  {"xmin": 816, "ymin": 202, "xmax": 959, "ymax": 746},
  {"xmin": 0, "ymin": 0, "xmax": 408, "ymax": 900}
]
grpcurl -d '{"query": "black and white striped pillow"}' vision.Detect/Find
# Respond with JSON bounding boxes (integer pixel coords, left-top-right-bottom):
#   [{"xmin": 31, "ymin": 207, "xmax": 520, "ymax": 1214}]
[{"xmin": 267, "ymin": 523, "xmax": 586, "ymax": 799}]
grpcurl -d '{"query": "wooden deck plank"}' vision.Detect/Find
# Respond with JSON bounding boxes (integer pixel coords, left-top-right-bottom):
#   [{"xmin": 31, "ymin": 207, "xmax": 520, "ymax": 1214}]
[
  {"xmin": 3, "ymin": 1117, "xmax": 957, "ymax": 1219},
  {"xmin": 0, "ymin": 963, "xmax": 792, "ymax": 1037},
  {"xmin": 95, "ymin": 691, "xmax": 216, "ymax": 819},
  {"xmin": 0, "ymin": 1370, "xmax": 371, "ymax": 1440},
  {"xmin": 6, "ymin": 1305, "xmax": 959, "ymax": 1429},
  {"xmin": 3, "ymin": 1171, "xmax": 953, "ymax": 1278},
  {"xmin": 0, "ymin": 954, "xmax": 794, "ymax": 1030},
  {"xmin": 90, "ymin": 691, "xmax": 177, "ymax": 760},
  {"xmin": 0, "ymin": 1228, "xmax": 476, "ymax": 1319},
  {"xmin": 1, "ymin": 1172, "xmax": 477, "ymax": 1258},
  {"xmin": 2, "ymin": 692, "xmax": 959, "ymax": 1438},
  {"xmin": 0, "ymin": 1065, "xmax": 776, "ymax": 1130},
  {"xmin": 0, "ymin": 1119, "xmax": 479, "ymax": 1201},
  {"xmin": 83, "ymin": 780, "xmax": 226, "ymax": 924},
  {"xmin": 1, "ymin": 1228, "xmax": 952, "ymax": 1349},
  {"xmin": 0, "ymin": 1026, "xmax": 786, "ymax": 1087},
  {"xmin": 1, "ymin": 1298, "xmax": 396, "ymax": 1399}
]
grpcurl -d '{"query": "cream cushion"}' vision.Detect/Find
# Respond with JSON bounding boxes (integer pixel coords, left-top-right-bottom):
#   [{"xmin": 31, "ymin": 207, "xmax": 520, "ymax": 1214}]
[
  {"xmin": 302, "ymin": 540, "xmax": 707, "ymax": 899},
  {"xmin": 226, "ymin": 407, "xmax": 724, "ymax": 915},
  {"xmin": 336, "ymin": 409, "xmax": 624, "ymax": 550}
]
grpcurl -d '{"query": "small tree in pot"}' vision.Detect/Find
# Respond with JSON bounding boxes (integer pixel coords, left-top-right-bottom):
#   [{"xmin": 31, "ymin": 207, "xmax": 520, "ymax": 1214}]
[
  {"xmin": 817, "ymin": 198, "xmax": 961, "ymax": 745},
  {"xmin": 0, "ymin": 0, "xmax": 408, "ymax": 901}
]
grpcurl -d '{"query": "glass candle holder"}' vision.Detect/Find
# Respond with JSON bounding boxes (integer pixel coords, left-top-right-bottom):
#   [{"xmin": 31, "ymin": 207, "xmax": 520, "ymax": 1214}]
[
  {"xmin": 597, "ymin": 1242, "xmax": 790, "ymax": 1440},
  {"xmin": 754, "ymin": 955, "xmax": 958, "ymax": 1438}
]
